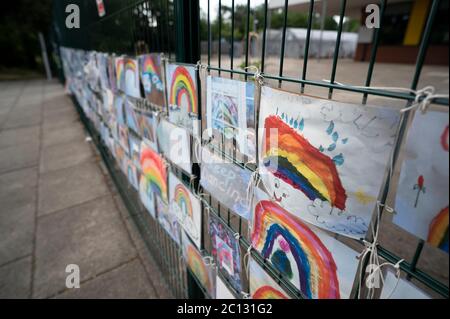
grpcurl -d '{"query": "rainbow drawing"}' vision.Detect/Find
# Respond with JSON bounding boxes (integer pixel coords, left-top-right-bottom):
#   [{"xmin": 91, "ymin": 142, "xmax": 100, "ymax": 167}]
[
  {"xmin": 252, "ymin": 200, "xmax": 340, "ymax": 299},
  {"xmin": 263, "ymin": 115, "xmax": 347, "ymax": 211},
  {"xmin": 143, "ymin": 55, "xmax": 157, "ymax": 75},
  {"xmin": 174, "ymin": 183, "xmax": 193, "ymax": 218},
  {"xmin": 169, "ymin": 66, "xmax": 198, "ymax": 114},
  {"xmin": 212, "ymin": 96, "xmax": 239, "ymax": 132},
  {"xmin": 428, "ymin": 206, "xmax": 449, "ymax": 253},
  {"xmin": 140, "ymin": 143, "xmax": 168, "ymax": 203},
  {"xmin": 125, "ymin": 59, "xmax": 138, "ymax": 87},
  {"xmin": 184, "ymin": 241, "xmax": 213, "ymax": 294},
  {"xmin": 115, "ymin": 57, "xmax": 124, "ymax": 89},
  {"xmin": 252, "ymin": 286, "xmax": 289, "ymax": 299}
]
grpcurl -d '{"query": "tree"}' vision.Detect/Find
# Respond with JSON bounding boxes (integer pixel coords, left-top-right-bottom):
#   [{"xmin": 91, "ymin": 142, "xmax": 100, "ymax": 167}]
[
  {"xmin": 0, "ymin": 0, "xmax": 53, "ymax": 70},
  {"xmin": 199, "ymin": 3, "xmax": 360, "ymax": 42}
]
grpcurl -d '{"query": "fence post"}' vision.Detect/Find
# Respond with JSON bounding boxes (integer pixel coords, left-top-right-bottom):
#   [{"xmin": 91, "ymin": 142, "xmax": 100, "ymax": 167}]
[{"xmin": 174, "ymin": 0, "xmax": 200, "ymax": 64}]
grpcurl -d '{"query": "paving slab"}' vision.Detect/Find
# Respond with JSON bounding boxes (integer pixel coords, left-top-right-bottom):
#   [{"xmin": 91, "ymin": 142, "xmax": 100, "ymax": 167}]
[
  {"xmin": 0, "ymin": 142, "xmax": 40, "ymax": 174},
  {"xmin": 43, "ymin": 107, "xmax": 79, "ymax": 126},
  {"xmin": 42, "ymin": 123, "xmax": 86, "ymax": 148},
  {"xmin": 38, "ymin": 161, "xmax": 110, "ymax": 216},
  {"xmin": 0, "ymin": 256, "xmax": 32, "ymax": 299},
  {"xmin": 0, "ymin": 125, "xmax": 40, "ymax": 149},
  {"xmin": 40, "ymin": 139, "xmax": 94, "ymax": 173},
  {"xmin": 0, "ymin": 167, "xmax": 38, "ymax": 265},
  {"xmin": 0, "ymin": 203, "xmax": 35, "ymax": 266},
  {"xmin": 54, "ymin": 259, "xmax": 157, "ymax": 299},
  {"xmin": 33, "ymin": 196, "xmax": 137, "ymax": 298},
  {"xmin": 3, "ymin": 104, "xmax": 42, "ymax": 129},
  {"xmin": 0, "ymin": 166, "xmax": 38, "ymax": 193},
  {"xmin": 122, "ymin": 213, "xmax": 175, "ymax": 299}
]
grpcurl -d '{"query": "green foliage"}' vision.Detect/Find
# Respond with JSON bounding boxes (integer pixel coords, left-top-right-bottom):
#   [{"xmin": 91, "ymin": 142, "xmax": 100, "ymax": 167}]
[
  {"xmin": 239, "ymin": 60, "xmax": 261, "ymax": 70},
  {"xmin": 0, "ymin": 0, "xmax": 53, "ymax": 70},
  {"xmin": 200, "ymin": 4, "xmax": 360, "ymax": 42}
]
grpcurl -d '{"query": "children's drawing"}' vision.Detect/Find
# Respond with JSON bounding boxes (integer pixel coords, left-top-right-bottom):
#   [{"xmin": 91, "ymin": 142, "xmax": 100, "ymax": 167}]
[
  {"xmin": 114, "ymin": 142, "xmax": 127, "ymax": 176},
  {"xmin": 118, "ymin": 124, "xmax": 129, "ymax": 154},
  {"xmin": 182, "ymin": 231, "xmax": 215, "ymax": 298},
  {"xmin": 139, "ymin": 54, "xmax": 165, "ymax": 109},
  {"xmin": 207, "ymin": 76, "xmax": 256, "ymax": 160},
  {"xmin": 249, "ymin": 257, "xmax": 290, "ymax": 299},
  {"xmin": 124, "ymin": 57, "xmax": 141, "ymax": 98},
  {"xmin": 170, "ymin": 172, "xmax": 202, "ymax": 249},
  {"xmin": 251, "ymin": 189, "xmax": 359, "ymax": 299},
  {"xmin": 128, "ymin": 133, "xmax": 141, "ymax": 169},
  {"xmin": 157, "ymin": 196, "xmax": 180, "ymax": 245},
  {"xmin": 138, "ymin": 110, "xmax": 159, "ymax": 152},
  {"xmin": 126, "ymin": 158, "xmax": 139, "ymax": 191},
  {"xmin": 209, "ymin": 214, "xmax": 242, "ymax": 292},
  {"xmin": 107, "ymin": 56, "xmax": 117, "ymax": 93},
  {"xmin": 380, "ymin": 270, "xmax": 430, "ymax": 299},
  {"xmin": 102, "ymin": 89, "xmax": 114, "ymax": 120},
  {"xmin": 115, "ymin": 57, "xmax": 125, "ymax": 92},
  {"xmin": 216, "ymin": 276, "xmax": 236, "ymax": 299},
  {"xmin": 124, "ymin": 98, "xmax": 141, "ymax": 134},
  {"xmin": 97, "ymin": 53, "xmax": 110, "ymax": 90},
  {"xmin": 166, "ymin": 64, "xmax": 198, "ymax": 132},
  {"xmin": 258, "ymin": 86, "xmax": 400, "ymax": 239},
  {"xmin": 200, "ymin": 147, "xmax": 252, "ymax": 219},
  {"xmin": 140, "ymin": 141, "xmax": 168, "ymax": 206},
  {"xmin": 393, "ymin": 111, "xmax": 449, "ymax": 253},
  {"xmin": 114, "ymin": 94, "xmax": 125, "ymax": 126},
  {"xmin": 157, "ymin": 119, "xmax": 192, "ymax": 174}
]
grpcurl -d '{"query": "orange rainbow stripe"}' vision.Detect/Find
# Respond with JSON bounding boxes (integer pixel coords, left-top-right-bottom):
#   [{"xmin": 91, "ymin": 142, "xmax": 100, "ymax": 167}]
[
  {"xmin": 253, "ymin": 286, "xmax": 289, "ymax": 299},
  {"xmin": 186, "ymin": 244, "xmax": 212, "ymax": 293}
]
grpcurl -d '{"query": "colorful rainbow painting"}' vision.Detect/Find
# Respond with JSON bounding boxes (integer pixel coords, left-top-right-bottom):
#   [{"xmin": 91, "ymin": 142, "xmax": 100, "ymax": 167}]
[
  {"xmin": 174, "ymin": 183, "xmax": 193, "ymax": 218},
  {"xmin": 252, "ymin": 200, "xmax": 340, "ymax": 299},
  {"xmin": 125, "ymin": 59, "xmax": 138, "ymax": 87},
  {"xmin": 183, "ymin": 236, "xmax": 213, "ymax": 295},
  {"xmin": 115, "ymin": 58, "xmax": 124, "ymax": 89},
  {"xmin": 428, "ymin": 206, "xmax": 449, "ymax": 253},
  {"xmin": 169, "ymin": 66, "xmax": 198, "ymax": 114},
  {"xmin": 212, "ymin": 95, "xmax": 239, "ymax": 133},
  {"xmin": 263, "ymin": 115, "xmax": 347, "ymax": 211},
  {"xmin": 143, "ymin": 55, "xmax": 157, "ymax": 75},
  {"xmin": 140, "ymin": 142, "xmax": 168, "ymax": 203},
  {"xmin": 252, "ymin": 286, "xmax": 289, "ymax": 299}
]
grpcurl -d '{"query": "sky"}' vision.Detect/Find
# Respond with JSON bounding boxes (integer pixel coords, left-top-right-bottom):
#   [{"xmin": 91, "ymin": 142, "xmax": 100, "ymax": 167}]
[{"xmin": 199, "ymin": 0, "xmax": 266, "ymax": 20}]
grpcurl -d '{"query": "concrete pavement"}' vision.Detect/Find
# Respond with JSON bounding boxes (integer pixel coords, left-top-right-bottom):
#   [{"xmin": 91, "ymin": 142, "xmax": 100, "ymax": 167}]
[{"xmin": 0, "ymin": 79, "xmax": 173, "ymax": 299}]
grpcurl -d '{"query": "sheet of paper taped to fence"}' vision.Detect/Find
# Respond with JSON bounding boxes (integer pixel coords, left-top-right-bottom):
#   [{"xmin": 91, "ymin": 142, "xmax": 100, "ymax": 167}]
[{"xmin": 258, "ymin": 86, "xmax": 400, "ymax": 239}]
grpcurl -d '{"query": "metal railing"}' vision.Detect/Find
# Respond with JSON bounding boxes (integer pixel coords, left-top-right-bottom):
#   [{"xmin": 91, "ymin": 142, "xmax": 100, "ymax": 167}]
[{"xmin": 52, "ymin": 0, "xmax": 449, "ymax": 299}]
